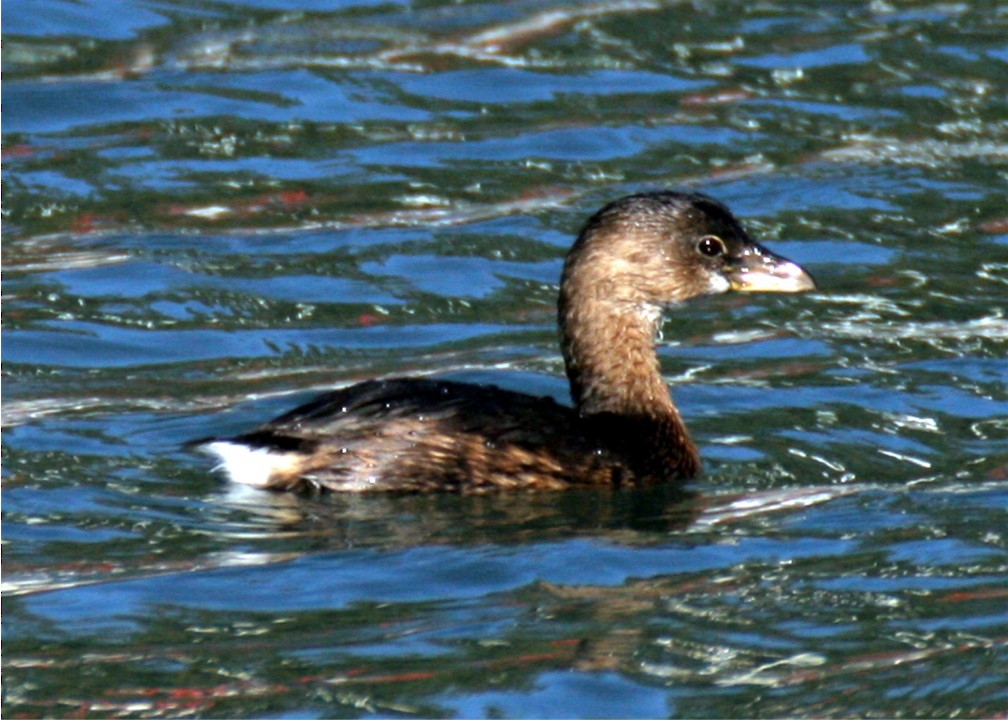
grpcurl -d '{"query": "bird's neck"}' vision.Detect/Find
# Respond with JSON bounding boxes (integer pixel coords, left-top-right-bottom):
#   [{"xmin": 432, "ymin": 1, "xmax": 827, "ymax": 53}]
[
  {"xmin": 559, "ymin": 297, "xmax": 699, "ymax": 476},
  {"xmin": 561, "ymin": 300, "xmax": 665, "ymax": 415}
]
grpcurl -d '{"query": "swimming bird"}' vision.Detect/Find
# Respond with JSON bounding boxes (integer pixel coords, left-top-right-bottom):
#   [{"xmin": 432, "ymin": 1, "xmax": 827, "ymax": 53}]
[{"xmin": 194, "ymin": 191, "xmax": 815, "ymax": 493}]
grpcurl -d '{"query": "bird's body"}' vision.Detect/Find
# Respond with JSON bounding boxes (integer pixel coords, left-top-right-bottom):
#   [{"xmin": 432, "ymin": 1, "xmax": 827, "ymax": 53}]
[
  {"xmin": 204, "ymin": 378, "xmax": 693, "ymax": 493},
  {"xmin": 195, "ymin": 191, "xmax": 815, "ymax": 493}
]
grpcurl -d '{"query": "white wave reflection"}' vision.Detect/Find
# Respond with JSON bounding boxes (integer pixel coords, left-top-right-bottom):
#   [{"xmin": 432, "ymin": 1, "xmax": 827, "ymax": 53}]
[{"xmin": 820, "ymin": 311, "xmax": 1008, "ymax": 342}]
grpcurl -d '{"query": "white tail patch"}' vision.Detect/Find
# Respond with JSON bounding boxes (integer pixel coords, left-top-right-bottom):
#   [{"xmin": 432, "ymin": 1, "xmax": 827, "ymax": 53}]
[{"xmin": 198, "ymin": 441, "xmax": 303, "ymax": 489}]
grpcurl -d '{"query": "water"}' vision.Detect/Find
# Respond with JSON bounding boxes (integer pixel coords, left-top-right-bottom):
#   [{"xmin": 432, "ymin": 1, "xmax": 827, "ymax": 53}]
[{"xmin": 3, "ymin": 0, "xmax": 1007, "ymax": 716}]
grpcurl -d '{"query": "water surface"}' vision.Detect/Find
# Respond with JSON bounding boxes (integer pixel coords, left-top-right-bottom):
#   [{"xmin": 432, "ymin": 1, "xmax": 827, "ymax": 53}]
[{"xmin": 4, "ymin": 0, "xmax": 1007, "ymax": 717}]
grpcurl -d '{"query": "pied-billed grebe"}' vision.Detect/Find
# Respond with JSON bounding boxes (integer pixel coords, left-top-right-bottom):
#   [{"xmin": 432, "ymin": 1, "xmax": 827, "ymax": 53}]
[{"xmin": 194, "ymin": 191, "xmax": 815, "ymax": 493}]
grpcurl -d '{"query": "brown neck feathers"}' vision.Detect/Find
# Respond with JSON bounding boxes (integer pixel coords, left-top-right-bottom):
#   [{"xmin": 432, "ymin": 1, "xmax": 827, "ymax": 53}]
[{"xmin": 558, "ymin": 279, "xmax": 699, "ymax": 479}]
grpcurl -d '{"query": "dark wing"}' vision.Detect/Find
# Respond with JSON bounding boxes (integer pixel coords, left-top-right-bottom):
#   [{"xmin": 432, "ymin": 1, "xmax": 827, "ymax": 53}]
[{"xmin": 221, "ymin": 378, "xmax": 633, "ymax": 492}]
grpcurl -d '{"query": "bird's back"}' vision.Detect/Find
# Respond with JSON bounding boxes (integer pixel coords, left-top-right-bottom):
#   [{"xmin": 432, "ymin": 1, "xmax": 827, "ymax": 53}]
[{"xmin": 198, "ymin": 378, "xmax": 647, "ymax": 493}]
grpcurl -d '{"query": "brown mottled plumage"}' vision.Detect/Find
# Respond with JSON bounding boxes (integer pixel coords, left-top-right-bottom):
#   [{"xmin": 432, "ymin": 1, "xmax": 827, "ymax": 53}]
[{"xmin": 194, "ymin": 191, "xmax": 815, "ymax": 493}]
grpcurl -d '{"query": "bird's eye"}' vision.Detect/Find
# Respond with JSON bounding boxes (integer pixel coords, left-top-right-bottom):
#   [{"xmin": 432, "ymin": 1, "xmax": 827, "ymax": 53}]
[{"xmin": 697, "ymin": 235, "xmax": 726, "ymax": 258}]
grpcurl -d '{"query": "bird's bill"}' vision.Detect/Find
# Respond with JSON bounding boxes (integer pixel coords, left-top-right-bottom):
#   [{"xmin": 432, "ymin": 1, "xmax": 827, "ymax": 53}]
[{"xmin": 728, "ymin": 244, "xmax": 816, "ymax": 293}]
